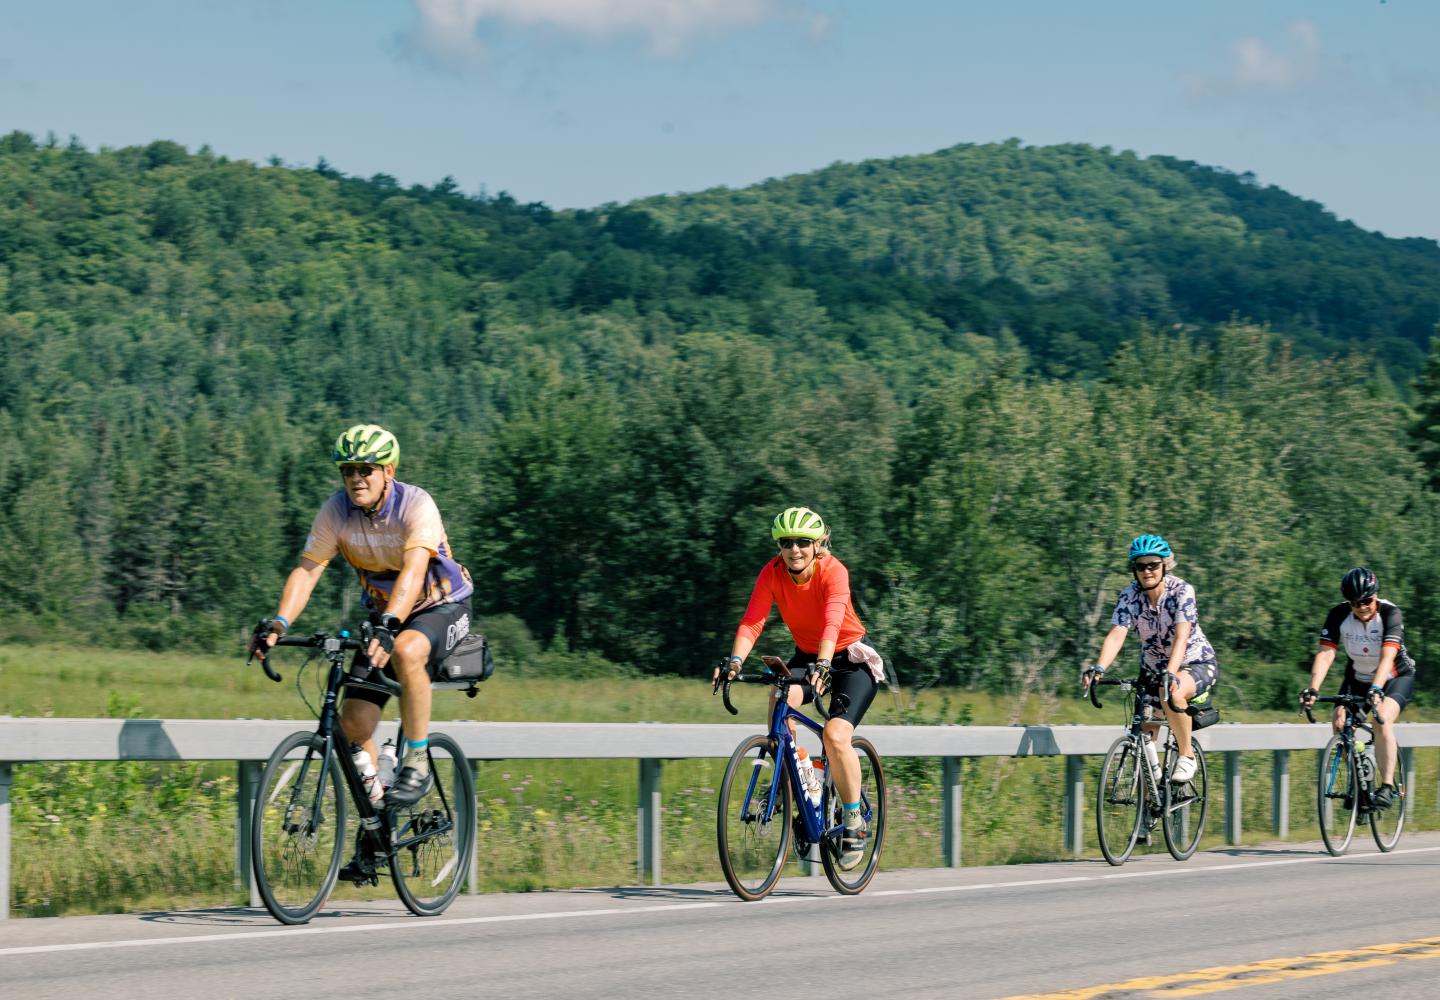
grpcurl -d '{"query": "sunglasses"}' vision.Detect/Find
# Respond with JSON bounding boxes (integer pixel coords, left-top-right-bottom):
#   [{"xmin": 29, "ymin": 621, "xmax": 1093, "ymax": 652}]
[
  {"xmin": 1349, "ymin": 596, "xmax": 1377, "ymax": 609},
  {"xmin": 778, "ymin": 537, "xmax": 816, "ymax": 550},
  {"xmin": 340, "ymin": 464, "xmax": 382, "ymax": 479},
  {"xmin": 1131, "ymin": 560, "xmax": 1164, "ymax": 573}
]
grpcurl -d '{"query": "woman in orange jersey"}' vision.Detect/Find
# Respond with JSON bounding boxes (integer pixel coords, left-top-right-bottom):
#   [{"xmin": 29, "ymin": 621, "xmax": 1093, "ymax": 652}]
[{"xmin": 712, "ymin": 506, "xmax": 885, "ymax": 870}]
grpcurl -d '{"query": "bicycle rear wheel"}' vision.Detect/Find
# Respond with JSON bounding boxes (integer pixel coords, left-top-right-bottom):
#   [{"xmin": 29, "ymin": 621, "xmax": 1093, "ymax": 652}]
[
  {"xmin": 1160, "ymin": 742, "xmax": 1208, "ymax": 861},
  {"xmin": 717, "ymin": 735, "xmax": 792, "ymax": 901},
  {"xmin": 252, "ymin": 731, "xmax": 346, "ymax": 925},
  {"xmin": 390, "ymin": 732, "xmax": 475, "ymax": 916},
  {"xmin": 821, "ymin": 736, "xmax": 886, "ymax": 895},
  {"xmin": 1096, "ymin": 735, "xmax": 1145, "ymax": 866},
  {"xmin": 1369, "ymin": 765, "xmax": 1406, "ymax": 852},
  {"xmin": 1317, "ymin": 735, "xmax": 1359, "ymax": 856}
]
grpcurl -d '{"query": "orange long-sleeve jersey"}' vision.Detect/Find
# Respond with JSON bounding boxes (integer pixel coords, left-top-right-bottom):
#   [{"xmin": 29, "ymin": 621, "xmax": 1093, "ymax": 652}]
[{"xmin": 735, "ymin": 555, "xmax": 866, "ymax": 654}]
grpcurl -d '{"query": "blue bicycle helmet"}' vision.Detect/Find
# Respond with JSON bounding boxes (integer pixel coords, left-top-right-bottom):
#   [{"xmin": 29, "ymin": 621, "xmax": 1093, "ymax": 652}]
[{"xmin": 1128, "ymin": 534, "xmax": 1173, "ymax": 562}]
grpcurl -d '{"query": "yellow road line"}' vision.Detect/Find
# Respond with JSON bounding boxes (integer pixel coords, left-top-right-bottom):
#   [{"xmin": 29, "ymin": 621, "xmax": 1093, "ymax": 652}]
[{"xmin": 998, "ymin": 936, "xmax": 1440, "ymax": 999}]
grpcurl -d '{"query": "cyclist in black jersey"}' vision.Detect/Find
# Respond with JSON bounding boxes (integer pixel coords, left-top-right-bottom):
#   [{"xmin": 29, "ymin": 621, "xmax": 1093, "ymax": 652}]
[{"xmin": 1300, "ymin": 567, "xmax": 1415, "ymax": 809}]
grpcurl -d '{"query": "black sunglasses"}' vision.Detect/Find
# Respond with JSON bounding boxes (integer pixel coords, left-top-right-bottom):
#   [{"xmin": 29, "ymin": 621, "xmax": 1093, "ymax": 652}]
[
  {"xmin": 778, "ymin": 537, "xmax": 815, "ymax": 550},
  {"xmin": 339, "ymin": 464, "xmax": 382, "ymax": 478},
  {"xmin": 1131, "ymin": 560, "xmax": 1164, "ymax": 572},
  {"xmin": 1349, "ymin": 596, "xmax": 1377, "ymax": 609}
]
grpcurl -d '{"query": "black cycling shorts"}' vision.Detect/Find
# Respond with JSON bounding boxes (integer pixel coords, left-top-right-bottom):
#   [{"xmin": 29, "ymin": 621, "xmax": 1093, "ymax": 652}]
[
  {"xmin": 344, "ymin": 599, "xmax": 472, "ymax": 709},
  {"xmin": 1340, "ymin": 671, "xmax": 1415, "ymax": 712},
  {"xmin": 785, "ymin": 641, "xmax": 880, "ymax": 728}
]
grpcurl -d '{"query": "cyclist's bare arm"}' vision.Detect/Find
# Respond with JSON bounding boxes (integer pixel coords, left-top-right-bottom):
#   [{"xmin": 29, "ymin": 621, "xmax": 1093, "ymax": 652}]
[
  {"xmin": 253, "ymin": 558, "xmax": 326, "ymax": 659},
  {"xmin": 1304, "ymin": 645, "xmax": 1337, "ymax": 701},
  {"xmin": 1084, "ymin": 624, "xmax": 1129, "ymax": 685}
]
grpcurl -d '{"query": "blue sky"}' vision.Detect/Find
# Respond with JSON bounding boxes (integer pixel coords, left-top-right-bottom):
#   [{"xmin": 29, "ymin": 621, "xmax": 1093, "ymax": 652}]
[{"xmin": 3, "ymin": 1, "xmax": 1438, "ymax": 239}]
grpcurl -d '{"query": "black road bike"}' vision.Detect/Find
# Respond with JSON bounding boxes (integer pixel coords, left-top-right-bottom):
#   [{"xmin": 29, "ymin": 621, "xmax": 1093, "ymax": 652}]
[
  {"xmin": 1306, "ymin": 693, "xmax": 1406, "ymax": 856},
  {"xmin": 248, "ymin": 626, "xmax": 476, "ymax": 924},
  {"xmin": 1089, "ymin": 674, "xmax": 1209, "ymax": 864}
]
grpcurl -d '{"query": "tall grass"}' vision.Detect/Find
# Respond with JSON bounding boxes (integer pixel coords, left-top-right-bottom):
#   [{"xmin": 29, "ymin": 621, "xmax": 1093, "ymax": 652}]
[{"xmin": 3, "ymin": 643, "xmax": 1436, "ymax": 915}]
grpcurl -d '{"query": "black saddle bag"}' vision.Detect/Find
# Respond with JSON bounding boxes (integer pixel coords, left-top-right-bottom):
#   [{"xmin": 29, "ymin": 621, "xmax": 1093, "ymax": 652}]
[
  {"xmin": 1188, "ymin": 703, "xmax": 1221, "ymax": 730},
  {"xmin": 436, "ymin": 632, "xmax": 495, "ymax": 683}
]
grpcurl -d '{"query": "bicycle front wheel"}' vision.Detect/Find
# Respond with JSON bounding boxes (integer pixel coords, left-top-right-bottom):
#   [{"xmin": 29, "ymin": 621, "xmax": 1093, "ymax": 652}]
[
  {"xmin": 390, "ymin": 732, "xmax": 475, "ymax": 916},
  {"xmin": 1096, "ymin": 735, "xmax": 1145, "ymax": 866},
  {"xmin": 821, "ymin": 736, "xmax": 886, "ymax": 895},
  {"xmin": 1318, "ymin": 735, "xmax": 1359, "ymax": 856},
  {"xmin": 252, "ymin": 731, "xmax": 346, "ymax": 925},
  {"xmin": 1161, "ymin": 742, "xmax": 1208, "ymax": 861},
  {"xmin": 1369, "ymin": 766, "xmax": 1406, "ymax": 852},
  {"xmin": 717, "ymin": 735, "xmax": 792, "ymax": 901}
]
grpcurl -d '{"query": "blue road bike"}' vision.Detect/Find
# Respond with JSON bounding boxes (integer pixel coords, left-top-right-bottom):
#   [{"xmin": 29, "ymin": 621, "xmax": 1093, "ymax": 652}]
[{"xmin": 715, "ymin": 656, "xmax": 885, "ymax": 900}]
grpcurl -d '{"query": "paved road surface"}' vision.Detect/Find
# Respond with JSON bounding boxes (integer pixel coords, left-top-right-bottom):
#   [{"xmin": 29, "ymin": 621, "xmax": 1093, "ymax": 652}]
[{"xmin": 4, "ymin": 833, "xmax": 1439, "ymax": 999}]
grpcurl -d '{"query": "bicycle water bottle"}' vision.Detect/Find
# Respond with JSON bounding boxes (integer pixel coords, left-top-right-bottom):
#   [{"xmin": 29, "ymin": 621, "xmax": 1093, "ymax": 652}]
[
  {"xmin": 795, "ymin": 747, "xmax": 817, "ymax": 805},
  {"xmin": 350, "ymin": 742, "xmax": 384, "ymax": 806},
  {"xmin": 1143, "ymin": 739, "xmax": 1161, "ymax": 780},
  {"xmin": 811, "ymin": 756, "xmax": 827, "ymax": 800},
  {"xmin": 377, "ymin": 739, "xmax": 398, "ymax": 792}
]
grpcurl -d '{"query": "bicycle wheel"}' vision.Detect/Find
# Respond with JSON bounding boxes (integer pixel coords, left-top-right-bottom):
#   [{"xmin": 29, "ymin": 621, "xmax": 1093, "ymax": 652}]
[
  {"xmin": 252, "ymin": 731, "xmax": 346, "ymax": 925},
  {"xmin": 1317, "ymin": 735, "xmax": 1359, "ymax": 857},
  {"xmin": 1160, "ymin": 741, "xmax": 1208, "ymax": 861},
  {"xmin": 390, "ymin": 732, "xmax": 475, "ymax": 916},
  {"xmin": 1096, "ymin": 736, "xmax": 1145, "ymax": 866},
  {"xmin": 821, "ymin": 736, "xmax": 886, "ymax": 895},
  {"xmin": 717, "ymin": 735, "xmax": 792, "ymax": 901},
  {"xmin": 1369, "ymin": 763, "xmax": 1406, "ymax": 853}
]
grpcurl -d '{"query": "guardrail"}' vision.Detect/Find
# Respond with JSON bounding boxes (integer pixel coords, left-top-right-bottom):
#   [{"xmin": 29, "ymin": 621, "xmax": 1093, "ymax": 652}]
[{"xmin": 2, "ymin": 717, "xmax": 1438, "ymax": 919}]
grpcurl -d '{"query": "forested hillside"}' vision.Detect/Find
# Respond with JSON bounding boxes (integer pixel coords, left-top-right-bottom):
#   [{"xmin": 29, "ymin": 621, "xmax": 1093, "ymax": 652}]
[{"xmin": 3, "ymin": 131, "xmax": 1439, "ymax": 708}]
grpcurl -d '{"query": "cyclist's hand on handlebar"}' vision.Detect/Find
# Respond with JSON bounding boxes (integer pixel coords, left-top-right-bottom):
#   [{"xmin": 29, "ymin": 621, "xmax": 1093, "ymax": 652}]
[
  {"xmin": 1299, "ymin": 686, "xmax": 1319, "ymax": 708},
  {"xmin": 807, "ymin": 658, "xmax": 832, "ymax": 697},
  {"xmin": 1367, "ymin": 684, "xmax": 1386, "ymax": 710},
  {"xmin": 1080, "ymin": 665, "xmax": 1104, "ymax": 691},
  {"xmin": 712, "ymin": 655, "xmax": 742, "ymax": 692},
  {"xmin": 366, "ymin": 623, "xmax": 397, "ymax": 670},
  {"xmin": 248, "ymin": 617, "xmax": 286, "ymax": 662}
]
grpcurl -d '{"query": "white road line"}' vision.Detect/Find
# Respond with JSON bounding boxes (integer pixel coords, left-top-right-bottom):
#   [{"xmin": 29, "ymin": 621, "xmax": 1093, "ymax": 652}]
[{"xmin": 4, "ymin": 844, "xmax": 1436, "ymax": 959}]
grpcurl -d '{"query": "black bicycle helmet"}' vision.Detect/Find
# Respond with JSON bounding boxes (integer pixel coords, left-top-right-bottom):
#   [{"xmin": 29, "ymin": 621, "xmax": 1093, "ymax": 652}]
[{"xmin": 1340, "ymin": 566, "xmax": 1378, "ymax": 603}]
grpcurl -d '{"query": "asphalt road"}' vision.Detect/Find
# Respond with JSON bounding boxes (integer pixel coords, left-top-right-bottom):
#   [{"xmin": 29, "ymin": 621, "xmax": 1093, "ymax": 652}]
[{"xmin": 4, "ymin": 833, "xmax": 1439, "ymax": 1000}]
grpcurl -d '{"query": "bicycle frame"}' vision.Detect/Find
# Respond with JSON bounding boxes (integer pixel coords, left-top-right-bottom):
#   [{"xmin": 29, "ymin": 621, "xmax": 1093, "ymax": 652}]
[
  {"xmin": 269, "ymin": 631, "xmax": 456, "ymax": 861},
  {"xmin": 725, "ymin": 669, "xmax": 870, "ymax": 852}
]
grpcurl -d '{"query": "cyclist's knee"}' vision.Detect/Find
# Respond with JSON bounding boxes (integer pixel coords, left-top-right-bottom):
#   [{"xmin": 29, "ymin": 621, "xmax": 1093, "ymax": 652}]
[{"xmin": 822, "ymin": 718, "xmax": 854, "ymax": 752}]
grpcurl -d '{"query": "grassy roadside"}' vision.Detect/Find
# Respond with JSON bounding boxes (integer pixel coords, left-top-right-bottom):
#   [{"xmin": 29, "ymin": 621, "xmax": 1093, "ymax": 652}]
[{"xmin": 3, "ymin": 643, "xmax": 1436, "ymax": 916}]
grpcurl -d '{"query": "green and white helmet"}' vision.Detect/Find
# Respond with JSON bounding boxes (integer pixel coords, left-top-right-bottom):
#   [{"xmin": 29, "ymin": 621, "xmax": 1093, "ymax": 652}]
[
  {"xmin": 771, "ymin": 506, "xmax": 827, "ymax": 540},
  {"xmin": 333, "ymin": 424, "xmax": 400, "ymax": 468}
]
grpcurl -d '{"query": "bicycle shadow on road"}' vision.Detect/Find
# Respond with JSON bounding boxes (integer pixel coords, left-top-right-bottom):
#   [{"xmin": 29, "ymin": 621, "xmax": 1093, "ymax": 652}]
[
  {"xmin": 568, "ymin": 884, "xmax": 832, "ymax": 903},
  {"xmin": 138, "ymin": 904, "xmax": 410, "ymax": 927}
]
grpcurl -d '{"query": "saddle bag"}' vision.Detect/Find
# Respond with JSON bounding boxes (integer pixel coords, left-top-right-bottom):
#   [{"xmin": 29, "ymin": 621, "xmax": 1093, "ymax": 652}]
[
  {"xmin": 436, "ymin": 632, "xmax": 495, "ymax": 683},
  {"xmin": 1188, "ymin": 703, "xmax": 1220, "ymax": 730}
]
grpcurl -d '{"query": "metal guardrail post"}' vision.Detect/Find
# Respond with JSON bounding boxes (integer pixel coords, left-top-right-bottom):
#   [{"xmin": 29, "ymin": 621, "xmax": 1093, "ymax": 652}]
[
  {"xmin": 1, "ymin": 762, "xmax": 11, "ymax": 920},
  {"xmin": 942, "ymin": 756, "xmax": 963, "ymax": 867},
  {"xmin": 1225, "ymin": 752, "xmax": 1242, "ymax": 845},
  {"xmin": 1063, "ymin": 756, "xmax": 1084, "ymax": 856},
  {"xmin": 235, "ymin": 760, "xmax": 262, "ymax": 908},
  {"xmin": 638, "ymin": 758, "xmax": 662, "ymax": 885},
  {"xmin": 1271, "ymin": 751, "xmax": 1289, "ymax": 839}
]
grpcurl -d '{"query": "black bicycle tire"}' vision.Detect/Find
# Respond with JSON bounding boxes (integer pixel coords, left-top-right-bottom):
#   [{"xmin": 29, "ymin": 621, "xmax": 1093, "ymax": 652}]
[
  {"xmin": 251, "ymin": 731, "xmax": 347, "ymax": 925},
  {"xmin": 717, "ymin": 734, "xmax": 792, "ymax": 901},
  {"xmin": 1160, "ymin": 741, "xmax": 1208, "ymax": 861},
  {"xmin": 821, "ymin": 736, "xmax": 886, "ymax": 895},
  {"xmin": 1317, "ymin": 734, "xmax": 1359, "ymax": 856},
  {"xmin": 1096, "ymin": 735, "xmax": 1145, "ymax": 866},
  {"xmin": 1368, "ymin": 762, "xmax": 1406, "ymax": 853},
  {"xmin": 390, "ymin": 732, "xmax": 476, "ymax": 916}
]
